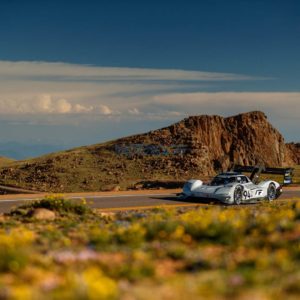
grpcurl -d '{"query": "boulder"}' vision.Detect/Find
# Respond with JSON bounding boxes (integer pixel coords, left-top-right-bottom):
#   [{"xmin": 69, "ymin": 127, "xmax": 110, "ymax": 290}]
[
  {"xmin": 112, "ymin": 185, "xmax": 121, "ymax": 192},
  {"xmin": 31, "ymin": 208, "xmax": 56, "ymax": 220}
]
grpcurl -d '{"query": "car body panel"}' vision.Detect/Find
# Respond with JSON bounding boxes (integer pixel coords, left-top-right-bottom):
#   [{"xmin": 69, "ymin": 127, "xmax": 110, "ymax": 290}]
[{"xmin": 181, "ymin": 173, "xmax": 282, "ymax": 204}]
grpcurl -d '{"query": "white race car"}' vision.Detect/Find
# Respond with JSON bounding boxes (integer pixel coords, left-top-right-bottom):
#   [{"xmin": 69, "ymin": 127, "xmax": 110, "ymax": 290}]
[{"xmin": 181, "ymin": 171, "xmax": 283, "ymax": 205}]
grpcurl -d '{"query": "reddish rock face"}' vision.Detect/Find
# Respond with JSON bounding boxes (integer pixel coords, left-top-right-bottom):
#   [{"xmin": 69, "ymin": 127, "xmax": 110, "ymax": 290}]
[
  {"xmin": 286, "ymin": 143, "xmax": 300, "ymax": 165},
  {"xmin": 118, "ymin": 111, "xmax": 296, "ymax": 174}
]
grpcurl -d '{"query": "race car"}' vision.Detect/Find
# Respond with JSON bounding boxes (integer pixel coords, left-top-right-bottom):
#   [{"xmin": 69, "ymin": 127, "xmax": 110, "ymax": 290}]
[{"xmin": 180, "ymin": 166, "xmax": 293, "ymax": 205}]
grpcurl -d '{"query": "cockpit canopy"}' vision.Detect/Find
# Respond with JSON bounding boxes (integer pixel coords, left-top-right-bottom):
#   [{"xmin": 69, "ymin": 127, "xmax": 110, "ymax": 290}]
[{"xmin": 210, "ymin": 174, "xmax": 250, "ymax": 186}]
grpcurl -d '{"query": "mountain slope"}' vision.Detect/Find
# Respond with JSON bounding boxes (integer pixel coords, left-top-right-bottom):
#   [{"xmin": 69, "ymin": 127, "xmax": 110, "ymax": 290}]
[
  {"xmin": 0, "ymin": 111, "xmax": 297, "ymax": 192},
  {"xmin": 0, "ymin": 156, "xmax": 15, "ymax": 167}
]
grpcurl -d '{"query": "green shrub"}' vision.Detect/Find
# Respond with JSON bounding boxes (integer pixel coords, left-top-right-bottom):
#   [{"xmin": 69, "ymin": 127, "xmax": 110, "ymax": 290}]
[{"xmin": 11, "ymin": 195, "xmax": 91, "ymax": 217}]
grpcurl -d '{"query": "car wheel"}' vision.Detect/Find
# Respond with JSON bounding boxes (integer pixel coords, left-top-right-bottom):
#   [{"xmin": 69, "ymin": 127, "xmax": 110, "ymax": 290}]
[
  {"xmin": 267, "ymin": 183, "xmax": 276, "ymax": 201},
  {"xmin": 233, "ymin": 185, "xmax": 243, "ymax": 205}
]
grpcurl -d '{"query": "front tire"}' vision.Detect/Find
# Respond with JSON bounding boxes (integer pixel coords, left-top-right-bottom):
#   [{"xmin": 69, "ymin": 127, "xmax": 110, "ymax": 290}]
[
  {"xmin": 267, "ymin": 183, "xmax": 276, "ymax": 201},
  {"xmin": 233, "ymin": 185, "xmax": 243, "ymax": 205},
  {"xmin": 178, "ymin": 193, "xmax": 189, "ymax": 200}
]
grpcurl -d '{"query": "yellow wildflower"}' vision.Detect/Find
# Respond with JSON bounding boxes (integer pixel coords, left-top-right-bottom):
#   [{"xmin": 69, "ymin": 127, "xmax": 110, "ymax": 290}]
[{"xmin": 82, "ymin": 267, "xmax": 118, "ymax": 300}]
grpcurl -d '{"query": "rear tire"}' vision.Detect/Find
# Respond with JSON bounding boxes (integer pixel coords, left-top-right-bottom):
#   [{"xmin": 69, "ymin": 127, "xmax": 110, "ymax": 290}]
[
  {"xmin": 233, "ymin": 185, "xmax": 243, "ymax": 205},
  {"xmin": 267, "ymin": 183, "xmax": 276, "ymax": 201}
]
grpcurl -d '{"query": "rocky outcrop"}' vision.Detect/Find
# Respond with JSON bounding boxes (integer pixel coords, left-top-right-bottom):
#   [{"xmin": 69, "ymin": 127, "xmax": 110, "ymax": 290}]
[{"xmin": 118, "ymin": 111, "xmax": 295, "ymax": 173}]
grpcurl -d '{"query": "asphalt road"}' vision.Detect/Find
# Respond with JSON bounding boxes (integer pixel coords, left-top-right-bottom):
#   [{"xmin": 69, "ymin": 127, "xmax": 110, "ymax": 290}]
[{"xmin": 0, "ymin": 189, "xmax": 299, "ymax": 213}]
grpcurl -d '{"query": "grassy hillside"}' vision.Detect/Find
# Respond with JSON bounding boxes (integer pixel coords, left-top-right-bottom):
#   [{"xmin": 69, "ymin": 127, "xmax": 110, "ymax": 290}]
[
  {"xmin": 0, "ymin": 142, "xmax": 196, "ymax": 192},
  {"xmin": 0, "ymin": 196, "xmax": 300, "ymax": 299}
]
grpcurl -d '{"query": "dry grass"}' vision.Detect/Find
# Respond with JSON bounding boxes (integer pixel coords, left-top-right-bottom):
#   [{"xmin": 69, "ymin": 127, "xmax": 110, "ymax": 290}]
[{"xmin": 293, "ymin": 165, "xmax": 300, "ymax": 184}]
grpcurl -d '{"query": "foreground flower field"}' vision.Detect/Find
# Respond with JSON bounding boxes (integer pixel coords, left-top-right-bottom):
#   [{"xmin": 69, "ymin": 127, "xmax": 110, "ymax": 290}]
[{"xmin": 0, "ymin": 196, "xmax": 300, "ymax": 299}]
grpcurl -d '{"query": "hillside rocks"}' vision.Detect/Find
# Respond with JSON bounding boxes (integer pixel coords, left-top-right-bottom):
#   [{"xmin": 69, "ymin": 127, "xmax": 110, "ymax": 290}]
[
  {"xmin": 0, "ymin": 111, "xmax": 298, "ymax": 193},
  {"xmin": 286, "ymin": 143, "xmax": 300, "ymax": 165}
]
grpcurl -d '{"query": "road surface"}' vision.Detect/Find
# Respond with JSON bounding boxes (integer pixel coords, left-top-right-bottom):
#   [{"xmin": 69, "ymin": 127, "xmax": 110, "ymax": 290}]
[{"xmin": 0, "ymin": 188, "xmax": 299, "ymax": 213}]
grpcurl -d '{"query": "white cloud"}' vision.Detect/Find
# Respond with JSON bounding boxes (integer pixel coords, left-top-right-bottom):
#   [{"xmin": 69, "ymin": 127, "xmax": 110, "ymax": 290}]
[
  {"xmin": 128, "ymin": 108, "xmax": 141, "ymax": 115},
  {"xmin": 0, "ymin": 60, "xmax": 256, "ymax": 117},
  {"xmin": 55, "ymin": 98, "xmax": 72, "ymax": 114},
  {"xmin": 152, "ymin": 92, "xmax": 300, "ymax": 120},
  {"xmin": 0, "ymin": 60, "xmax": 298, "ymax": 141},
  {"xmin": 36, "ymin": 94, "xmax": 52, "ymax": 112},
  {"xmin": 0, "ymin": 60, "xmax": 254, "ymax": 81},
  {"xmin": 73, "ymin": 104, "xmax": 93, "ymax": 113},
  {"xmin": 0, "ymin": 93, "xmax": 115, "ymax": 115}
]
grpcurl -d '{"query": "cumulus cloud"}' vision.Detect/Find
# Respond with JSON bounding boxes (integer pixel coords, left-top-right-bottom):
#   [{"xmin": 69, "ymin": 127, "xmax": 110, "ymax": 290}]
[
  {"xmin": 73, "ymin": 104, "xmax": 93, "ymax": 113},
  {"xmin": 128, "ymin": 108, "xmax": 141, "ymax": 115},
  {"xmin": 35, "ymin": 94, "xmax": 52, "ymax": 112},
  {"xmin": 55, "ymin": 99, "xmax": 72, "ymax": 114},
  {"xmin": 98, "ymin": 105, "xmax": 113, "ymax": 115},
  {"xmin": 0, "ymin": 94, "xmax": 114, "ymax": 115}
]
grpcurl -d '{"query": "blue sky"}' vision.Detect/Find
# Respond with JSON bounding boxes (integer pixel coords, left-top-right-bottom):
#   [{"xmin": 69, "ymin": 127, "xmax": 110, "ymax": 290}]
[
  {"xmin": 0, "ymin": 0, "xmax": 299, "ymax": 156},
  {"xmin": 1, "ymin": 0, "xmax": 299, "ymax": 81}
]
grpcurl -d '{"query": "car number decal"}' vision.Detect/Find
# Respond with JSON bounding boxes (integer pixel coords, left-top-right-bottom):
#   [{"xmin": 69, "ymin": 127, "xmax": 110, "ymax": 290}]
[{"xmin": 243, "ymin": 190, "xmax": 251, "ymax": 199}]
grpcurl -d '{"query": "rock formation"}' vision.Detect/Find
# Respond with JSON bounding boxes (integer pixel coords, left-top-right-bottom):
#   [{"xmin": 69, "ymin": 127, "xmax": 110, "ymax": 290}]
[{"xmin": 118, "ymin": 111, "xmax": 295, "ymax": 173}]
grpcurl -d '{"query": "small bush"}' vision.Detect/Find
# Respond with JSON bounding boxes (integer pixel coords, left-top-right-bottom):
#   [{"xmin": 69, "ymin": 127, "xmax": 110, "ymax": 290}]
[{"xmin": 10, "ymin": 195, "xmax": 91, "ymax": 217}]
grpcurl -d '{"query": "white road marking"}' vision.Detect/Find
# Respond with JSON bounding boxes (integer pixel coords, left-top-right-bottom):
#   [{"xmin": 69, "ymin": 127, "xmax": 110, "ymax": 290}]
[
  {"xmin": 0, "ymin": 190, "xmax": 297, "ymax": 204},
  {"xmin": 0, "ymin": 193, "xmax": 176, "ymax": 203}
]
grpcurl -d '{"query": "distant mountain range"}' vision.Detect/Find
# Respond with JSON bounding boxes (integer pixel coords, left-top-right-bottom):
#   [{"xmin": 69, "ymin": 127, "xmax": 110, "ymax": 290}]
[
  {"xmin": 0, "ymin": 142, "xmax": 70, "ymax": 160},
  {"xmin": 0, "ymin": 111, "xmax": 299, "ymax": 193}
]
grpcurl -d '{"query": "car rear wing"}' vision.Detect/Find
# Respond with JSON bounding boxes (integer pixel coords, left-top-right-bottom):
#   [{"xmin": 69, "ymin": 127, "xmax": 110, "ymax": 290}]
[{"xmin": 232, "ymin": 165, "xmax": 294, "ymax": 185}]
